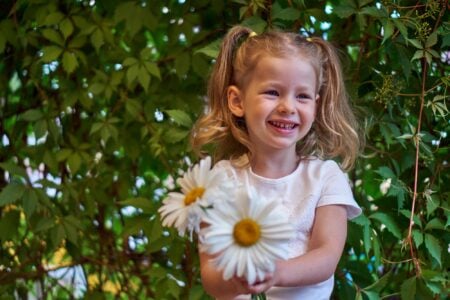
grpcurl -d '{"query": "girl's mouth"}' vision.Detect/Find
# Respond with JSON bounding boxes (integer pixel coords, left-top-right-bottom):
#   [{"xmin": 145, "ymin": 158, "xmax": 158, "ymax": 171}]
[{"xmin": 268, "ymin": 120, "xmax": 298, "ymax": 130}]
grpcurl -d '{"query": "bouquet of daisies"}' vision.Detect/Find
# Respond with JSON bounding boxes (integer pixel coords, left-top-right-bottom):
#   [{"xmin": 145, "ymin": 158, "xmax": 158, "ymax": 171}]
[{"xmin": 158, "ymin": 157, "xmax": 294, "ymax": 298}]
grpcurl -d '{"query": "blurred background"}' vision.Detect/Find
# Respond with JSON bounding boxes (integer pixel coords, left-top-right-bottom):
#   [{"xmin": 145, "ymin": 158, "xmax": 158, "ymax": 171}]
[{"xmin": 0, "ymin": 0, "xmax": 448, "ymax": 299}]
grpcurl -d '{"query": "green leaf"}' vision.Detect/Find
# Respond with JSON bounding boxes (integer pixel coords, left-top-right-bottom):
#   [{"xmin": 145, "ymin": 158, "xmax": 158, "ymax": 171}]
[
  {"xmin": 273, "ymin": 8, "xmax": 301, "ymax": 21},
  {"xmin": 42, "ymin": 28, "xmax": 64, "ymax": 46},
  {"xmin": 400, "ymin": 209, "xmax": 422, "ymax": 229},
  {"xmin": 0, "ymin": 162, "xmax": 28, "ymax": 178},
  {"xmin": 62, "ymin": 51, "xmax": 79, "ymax": 74},
  {"xmin": 351, "ymin": 213, "xmax": 370, "ymax": 226},
  {"xmin": 35, "ymin": 218, "xmax": 56, "ymax": 232},
  {"xmin": 126, "ymin": 64, "xmax": 139, "ymax": 83},
  {"xmin": 393, "ymin": 19, "xmax": 408, "ymax": 40},
  {"xmin": 123, "ymin": 216, "xmax": 149, "ymax": 236},
  {"xmin": 89, "ymin": 82, "xmax": 104, "ymax": 94},
  {"xmin": 382, "ymin": 20, "xmax": 394, "ymax": 44},
  {"xmin": 192, "ymin": 54, "xmax": 210, "ymax": 78},
  {"xmin": 425, "ymin": 194, "xmax": 439, "ymax": 217},
  {"xmin": 334, "ymin": 5, "xmax": 356, "ymax": 18},
  {"xmin": 401, "ymin": 277, "xmax": 416, "ymax": 300},
  {"xmin": 375, "ymin": 166, "xmax": 396, "ymax": 178},
  {"xmin": 369, "ymin": 212, "xmax": 402, "ymax": 239},
  {"xmin": 425, "ymin": 32, "xmax": 438, "ymax": 48},
  {"xmin": 148, "ymin": 217, "xmax": 163, "ymax": 244},
  {"xmin": 412, "ymin": 229, "xmax": 423, "ymax": 248},
  {"xmin": 44, "ymin": 12, "xmax": 65, "ymax": 25},
  {"xmin": 360, "ymin": 6, "xmax": 386, "ymax": 18},
  {"xmin": 123, "ymin": 57, "xmax": 138, "ymax": 67},
  {"xmin": 363, "ymin": 270, "xmax": 392, "ymax": 293},
  {"xmin": 163, "ymin": 128, "xmax": 189, "ymax": 143},
  {"xmin": 144, "ymin": 61, "xmax": 161, "ymax": 79},
  {"xmin": 361, "ymin": 291, "xmax": 379, "ymax": 300},
  {"xmin": 424, "ymin": 233, "xmax": 441, "ymax": 266},
  {"xmin": 165, "ymin": 110, "xmax": 192, "ymax": 127},
  {"xmin": 174, "ymin": 52, "xmax": 190, "ymax": 78},
  {"xmin": 91, "ymin": 28, "xmax": 104, "ymax": 52},
  {"xmin": 22, "ymin": 188, "xmax": 38, "ymax": 217},
  {"xmin": 407, "ymin": 38, "xmax": 423, "ymax": 49},
  {"xmin": 67, "ymin": 152, "xmax": 82, "ymax": 174},
  {"xmin": 35, "ymin": 119, "xmax": 48, "ymax": 139},
  {"xmin": 354, "ymin": 290, "xmax": 363, "ymax": 300},
  {"xmin": 62, "ymin": 219, "xmax": 79, "ymax": 245},
  {"xmin": 68, "ymin": 35, "xmax": 87, "ymax": 49},
  {"xmin": 425, "ymin": 218, "xmax": 445, "ymax": 231},
  {"xmin": 125, "ymin": 99, "xmax": 143, "ymax": 119},
  {"xmin": 60, "ymin": 18, "xmax": 74, "ymax": 40},
  {"xmin": 20, "ymin": 109, "xmax": 43, "ymax": 121},
  {"xmin": 51, "ymin": 224, "xmax": 66, "ymax": 248},
  {"xmin": 114, "ymin": 2, "xmax": 145, "ymax": 37},
  {"xmin": 41, "ymin": 46, "xmax": 63, "ymax": 62},
  {"xmin": 0, "ymin": 183, "xmax": 26, "ymax": 206},
  {"xmin": 138, "ymin": 65, "xmax": 151, "ymax": 92},
  {"xmin": 241, "ymin": 16, "xmax": 267, "ymax": 34},
  {"xmin": 195, "ymin": 39, "xmax": 221, "ymax": 58},
  {"xmin": 0, "ymin": 210, "xmax": 20, "ymax": 240}
]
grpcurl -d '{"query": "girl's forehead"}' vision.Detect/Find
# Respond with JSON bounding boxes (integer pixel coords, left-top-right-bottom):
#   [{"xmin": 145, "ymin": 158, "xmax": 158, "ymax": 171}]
[{"xmin": 251, "ymin": 54, "xmax": 316, "ymax": 75}]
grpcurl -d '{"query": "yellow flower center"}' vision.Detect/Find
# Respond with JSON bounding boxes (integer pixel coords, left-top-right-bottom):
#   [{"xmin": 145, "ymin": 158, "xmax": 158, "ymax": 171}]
[
  {"xmin": 184, "ymin": 187, "xmax": 205, "ymax": 206},
  {"xmin": 233, "ymin": 218, "xmax": 261, "ymax": 247}
]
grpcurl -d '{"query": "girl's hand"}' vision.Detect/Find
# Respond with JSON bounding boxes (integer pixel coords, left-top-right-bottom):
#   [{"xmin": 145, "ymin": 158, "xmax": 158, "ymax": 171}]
[
  {"xmin": 231, "ymin": 273, "xmax": 276, "ymax": 295},
  {"xmin": 247, "ymin": 273, "xmax": 276, "ymax": 294}
]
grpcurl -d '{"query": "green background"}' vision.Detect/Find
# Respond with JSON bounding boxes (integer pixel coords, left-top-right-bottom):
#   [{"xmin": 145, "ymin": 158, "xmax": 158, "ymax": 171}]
[{"xmin": 0, "ymin": 0, "xmax": 448, "ymax": 299}]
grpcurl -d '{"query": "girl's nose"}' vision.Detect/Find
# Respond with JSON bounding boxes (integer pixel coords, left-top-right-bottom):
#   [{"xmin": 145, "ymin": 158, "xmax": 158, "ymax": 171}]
[{"xmin": 277, "ymin": 97, "xmax": 295, "ymax": 114}]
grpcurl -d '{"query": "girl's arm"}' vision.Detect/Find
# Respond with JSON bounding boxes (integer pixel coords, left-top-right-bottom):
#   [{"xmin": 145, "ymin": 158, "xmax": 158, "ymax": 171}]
[
  {"xmin": 243, "ymin": 204, "xmax": 348, "ymax": 294},
  {"xmin": 276, "ymin": 204, "xmax": 348, "ymax": 286}
]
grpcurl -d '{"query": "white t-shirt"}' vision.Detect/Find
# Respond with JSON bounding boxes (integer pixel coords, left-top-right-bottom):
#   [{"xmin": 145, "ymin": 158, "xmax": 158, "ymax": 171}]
[{"xmin": 212, "ymin": 156, "xmax": 362, "ymax": 300}]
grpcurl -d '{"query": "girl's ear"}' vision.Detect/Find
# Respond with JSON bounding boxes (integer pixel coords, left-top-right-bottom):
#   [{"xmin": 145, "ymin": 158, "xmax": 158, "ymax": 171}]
[{"xmin": 227, "ymin": 85, "xmax": 245, "ymax": 117}]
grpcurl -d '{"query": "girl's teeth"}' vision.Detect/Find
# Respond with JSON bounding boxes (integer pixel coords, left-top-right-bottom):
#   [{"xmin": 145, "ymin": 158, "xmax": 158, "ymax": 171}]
[{"xmin": 271, "ymin": 121, "xmax": 294, "ymax": 129}]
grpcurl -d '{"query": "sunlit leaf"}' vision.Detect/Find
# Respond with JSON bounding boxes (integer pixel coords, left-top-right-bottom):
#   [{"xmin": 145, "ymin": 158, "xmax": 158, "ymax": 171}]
[
  {"xmin": 41, "ymin": 46, "xmax": 63, "ymax": 62},
  {"xmin": 60, "ymin": 18, "xmax": 74, "ymax": 40},
  {"xmin": 62, "ymin": 51, "xmax": 78, "ymax": 74}
]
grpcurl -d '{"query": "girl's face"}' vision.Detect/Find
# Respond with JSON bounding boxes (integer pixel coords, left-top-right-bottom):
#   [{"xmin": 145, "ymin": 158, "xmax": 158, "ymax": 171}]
[{"xmin": 227, "ymin": 54, "xmax": 319, "ymax": 156}]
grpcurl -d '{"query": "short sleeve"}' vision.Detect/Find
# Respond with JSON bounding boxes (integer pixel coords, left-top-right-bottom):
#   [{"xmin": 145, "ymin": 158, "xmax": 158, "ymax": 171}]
[{"xmin": 318, "ymin": 161, "xmax": 361, "ymax": 219}]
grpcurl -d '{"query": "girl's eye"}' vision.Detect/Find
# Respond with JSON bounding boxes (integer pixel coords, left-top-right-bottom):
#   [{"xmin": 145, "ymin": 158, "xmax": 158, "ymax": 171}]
[
  {"xmin": 264, "ymin": 90, "xmax": 279, "ymax": 96},
  {"xmin": 297, "ymin": 93, "xmax": 312, "ymax": 100}
]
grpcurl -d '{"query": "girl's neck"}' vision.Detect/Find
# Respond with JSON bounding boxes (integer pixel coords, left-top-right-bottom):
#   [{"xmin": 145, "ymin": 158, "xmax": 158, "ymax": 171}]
[{"xmin": 249, "ymin": 151, "xmax": 300, "ymax": 179}]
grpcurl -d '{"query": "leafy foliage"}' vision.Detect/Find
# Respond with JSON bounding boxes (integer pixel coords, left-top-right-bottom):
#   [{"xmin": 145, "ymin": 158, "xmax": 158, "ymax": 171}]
[{"xmin": 0, "ymin": 0, "xmax": 448, "ymax": 299}]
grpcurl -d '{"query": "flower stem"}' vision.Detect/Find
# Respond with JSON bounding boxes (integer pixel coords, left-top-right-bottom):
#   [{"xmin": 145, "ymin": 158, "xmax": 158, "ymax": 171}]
[{"xmin": 251, "ymin": 293, "xmax": 266, "ymax": 300}]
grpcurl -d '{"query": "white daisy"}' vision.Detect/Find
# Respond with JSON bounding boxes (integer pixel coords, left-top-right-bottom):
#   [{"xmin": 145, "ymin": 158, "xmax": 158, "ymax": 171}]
[
  {"xmin": 200, "ymin": 187, "xmax": 294, "ymax": 285},
  {"xmin": 158, "ymin": 156, "xmax": 229, "ymax": 236}
]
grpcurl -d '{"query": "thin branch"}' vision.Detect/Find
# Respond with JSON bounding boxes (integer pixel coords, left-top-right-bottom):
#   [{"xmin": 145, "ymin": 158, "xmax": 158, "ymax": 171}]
[{"xmin": 406, "ymin": 57, "xmax": 428, "ymax": 278}]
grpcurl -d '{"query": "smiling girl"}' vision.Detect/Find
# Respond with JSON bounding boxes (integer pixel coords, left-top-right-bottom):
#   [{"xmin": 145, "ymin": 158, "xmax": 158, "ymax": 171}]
[{"xmin": 191, "ymin": 25, "xmax": 362, "ymax": 300}]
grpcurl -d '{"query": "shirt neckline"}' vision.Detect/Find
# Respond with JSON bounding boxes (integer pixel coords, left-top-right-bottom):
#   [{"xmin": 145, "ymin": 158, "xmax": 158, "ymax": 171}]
[{"xmin": 246, "ymin": 156, "xmax": 305, "ymax": 184}]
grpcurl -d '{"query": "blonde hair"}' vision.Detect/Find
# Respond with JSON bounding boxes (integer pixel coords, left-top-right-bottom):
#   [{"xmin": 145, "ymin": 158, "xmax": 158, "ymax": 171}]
[{"xmin": 191, "ymin": 26, "xmax": 361, "ymax": 171}]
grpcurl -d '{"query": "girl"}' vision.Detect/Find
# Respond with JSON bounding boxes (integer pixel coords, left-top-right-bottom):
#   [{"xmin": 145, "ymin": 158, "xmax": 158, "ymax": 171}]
[{"xmin": 191, "ymin": 25, "xmax": 362, "ymax": 300}]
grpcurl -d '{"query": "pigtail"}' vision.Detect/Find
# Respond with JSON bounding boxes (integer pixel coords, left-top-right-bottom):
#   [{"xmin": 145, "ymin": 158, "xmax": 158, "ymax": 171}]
[
  {"xmin": 308, "ymin": 38, "xmax": 360, "ymax": 170},
  {"xmin": 191, "ymin": 26, "xmax": 254, "ymax": 162}
]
